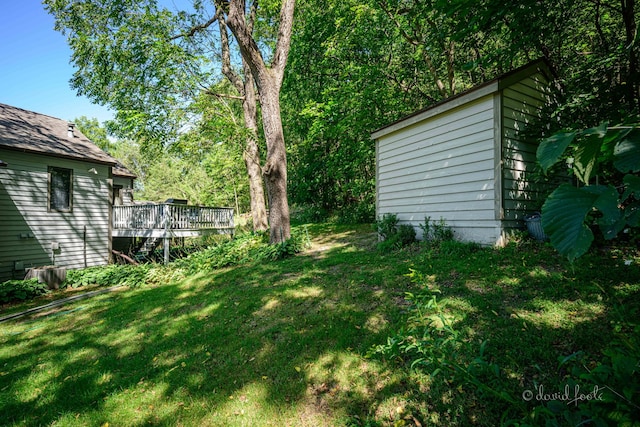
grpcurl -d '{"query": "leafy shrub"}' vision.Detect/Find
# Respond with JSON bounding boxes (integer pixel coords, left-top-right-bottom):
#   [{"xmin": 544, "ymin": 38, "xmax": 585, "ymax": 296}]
[
  {"xmin": 64, "ymin": 264, "xmax": 152, "ymax": 288},
  {"xmin": 375, "ymin": 213, "xmax": 399, "ymax": 240},
  {"xmin": 397, "ymin": 224, "xmax": 417, "ymax": 245},
  {"xmin": 375, "ymin": 213, "xmax": 417, "ymax": 250},
  {"xmin": 419, "ymin": 216, "xmax": 454, "ymax": 243},
  {"xmin": 173, "ymin": 228, "xmax": 310, "ymax": 274},
  {"xmin": 0, "ymin": 279, "xmax": 49, "ymax": 304},
  {"xmin": 537, "ymin": 123, "xmax": 640, "ymax": 261}
]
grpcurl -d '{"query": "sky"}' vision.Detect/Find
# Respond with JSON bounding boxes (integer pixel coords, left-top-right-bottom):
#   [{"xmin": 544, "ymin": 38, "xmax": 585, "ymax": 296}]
[{"xmin": 0, "ymin": 1, "xmax": 114, "ymax": 124}]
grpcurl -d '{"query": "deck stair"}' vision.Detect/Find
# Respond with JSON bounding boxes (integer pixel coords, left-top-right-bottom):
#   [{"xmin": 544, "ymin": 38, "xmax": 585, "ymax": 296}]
[{"xmin": 134, "ymin": 236, "xmax": 163, "ymax": 261}]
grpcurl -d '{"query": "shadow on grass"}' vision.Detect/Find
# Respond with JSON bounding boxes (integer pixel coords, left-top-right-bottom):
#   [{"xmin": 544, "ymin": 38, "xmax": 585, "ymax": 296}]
[
  {"xmin": 0, "ymin": 225, "xmax": 420, "ymax": 426},
  {"xmin": 383, "ymin": 239, "xmax": 640, "ymax": 425},
  {"xmin": 1, "ymin": 227, "xmax": 638, "ymax": 426}
]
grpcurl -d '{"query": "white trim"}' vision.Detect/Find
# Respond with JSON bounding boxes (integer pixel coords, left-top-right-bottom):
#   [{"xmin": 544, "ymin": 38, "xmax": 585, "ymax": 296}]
[{"xmin": 371, "ymin": 82, "xmax": 499, "ymax": 140}]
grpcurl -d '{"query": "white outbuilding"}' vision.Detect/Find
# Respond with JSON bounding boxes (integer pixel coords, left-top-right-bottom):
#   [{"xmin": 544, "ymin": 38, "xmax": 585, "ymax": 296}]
[{"xmin": 372, "ymin": 60, "xmax": 553, "ymax": 246}]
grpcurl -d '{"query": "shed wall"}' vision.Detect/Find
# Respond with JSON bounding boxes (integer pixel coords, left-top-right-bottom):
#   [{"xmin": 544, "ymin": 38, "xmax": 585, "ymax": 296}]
[
  {"xmin": 501, "ymin": 72, "xmax": 550, "ymax": 228},
  {"xmin": 0, "ymin": 149, "xmax": 111, "ymax": 281},
  {"xmin": 376, "ymin": 95, "xmax": 502, "ymax": 245}
]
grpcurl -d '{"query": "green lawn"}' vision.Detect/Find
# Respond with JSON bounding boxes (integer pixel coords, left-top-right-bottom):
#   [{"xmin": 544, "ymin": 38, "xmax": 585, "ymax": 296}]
[{"xmin": 1, "ymin": 223, "xmax": 638, "ymax": 426}]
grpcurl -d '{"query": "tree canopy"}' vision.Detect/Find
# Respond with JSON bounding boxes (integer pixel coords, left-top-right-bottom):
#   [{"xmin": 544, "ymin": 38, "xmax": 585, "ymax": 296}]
[{"xmin": 48, "ymin": 0, "xmax": 639, "ymax": 249}]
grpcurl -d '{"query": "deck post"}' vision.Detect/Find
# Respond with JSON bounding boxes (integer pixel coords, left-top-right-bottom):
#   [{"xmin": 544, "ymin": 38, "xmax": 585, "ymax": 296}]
[
  {"xmin": 163, "ymin": 203, "xmax": 171, "ymax": 265},
  {"xmin": 164, "ymin": 237, "xmax": 170, "ymax": 265}
]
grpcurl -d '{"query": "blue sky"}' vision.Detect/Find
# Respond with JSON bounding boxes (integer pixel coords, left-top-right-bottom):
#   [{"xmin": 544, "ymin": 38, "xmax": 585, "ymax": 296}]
[{"xmin": 0, "ymin": 1, "xmax": 114, "ymax": 123}]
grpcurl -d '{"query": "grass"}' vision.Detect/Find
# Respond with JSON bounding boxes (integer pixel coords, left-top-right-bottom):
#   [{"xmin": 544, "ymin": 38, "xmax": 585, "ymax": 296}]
[{"xmin": 0, "ymin": 223, "xmax": 638, "ymax": 426}]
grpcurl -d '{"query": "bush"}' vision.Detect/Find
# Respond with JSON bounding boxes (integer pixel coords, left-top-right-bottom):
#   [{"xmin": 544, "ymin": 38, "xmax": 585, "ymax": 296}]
[
  {"xmin": 0, "ymin": 279, "xmax": 49, "ymax": 304},
  {"xmin": 375, "ymin": 213, "xmax": 418, "ymax": 251},
  {"xmin": 173, "ymin": 228, "xmax": 311, "ymax": 274},
  {"xmin": 64, "ymin": 264, "xmax": 152, "ymax": 288},
  {"xmin": 419, "ymin": 216, "xmax": 454, "ymax": 243}
]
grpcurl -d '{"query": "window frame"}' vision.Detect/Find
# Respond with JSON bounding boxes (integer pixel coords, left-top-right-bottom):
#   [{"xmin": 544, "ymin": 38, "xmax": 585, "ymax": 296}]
[{"xmin": 48, "ymin": 166, "xmax": 73, "ymax": 212}]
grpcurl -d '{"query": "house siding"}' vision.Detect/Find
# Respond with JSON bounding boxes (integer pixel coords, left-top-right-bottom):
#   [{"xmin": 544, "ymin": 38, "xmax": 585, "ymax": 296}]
[
  {"xmin": 501, "ymin": 72, "xmax": 550, "ymax": 228},
  {"xmin": 0, "ymin": 149, "xmax": 111, "ymax": 281},
  {"xmin": 113, "ymin": 176, "xmax": 134, "ymax": 205},
  {"xmin": 376, "ymin": 95, "xmax": 502, "ymax": 245}
]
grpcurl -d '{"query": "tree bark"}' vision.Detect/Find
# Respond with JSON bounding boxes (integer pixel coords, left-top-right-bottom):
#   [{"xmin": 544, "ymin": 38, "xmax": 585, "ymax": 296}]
[
  {"xmin": 224, "ymin": 0, "xmax": 295, "ymax": 243},
  {"xmin": 241, "ymin": 63, "xmax": 269, "ymax": 232},
  {"xmin": 218, "ymin": 12, "xmax": 268, "ymax": 232}
]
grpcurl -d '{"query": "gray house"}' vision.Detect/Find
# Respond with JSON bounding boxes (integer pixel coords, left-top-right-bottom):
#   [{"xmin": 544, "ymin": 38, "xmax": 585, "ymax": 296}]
[
  {"xmin": 0, "ymin": 103, "xmax": 134, "ymax": 281},
  {"xmin": 372, "ymin": 60, "xmax": 552, "ymax": 246}
]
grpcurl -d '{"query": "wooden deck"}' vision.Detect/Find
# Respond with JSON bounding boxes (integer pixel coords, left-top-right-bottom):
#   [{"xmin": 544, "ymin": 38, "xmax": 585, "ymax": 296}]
[{"xmin": 112, "ymin": 203, "xmax": 234, "ymax": 238}]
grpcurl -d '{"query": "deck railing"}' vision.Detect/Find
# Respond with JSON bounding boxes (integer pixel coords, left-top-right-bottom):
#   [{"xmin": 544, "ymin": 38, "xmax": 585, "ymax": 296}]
[{"xmin": 113, "ymin": 203, "xmax": 234, "ymax": 231}]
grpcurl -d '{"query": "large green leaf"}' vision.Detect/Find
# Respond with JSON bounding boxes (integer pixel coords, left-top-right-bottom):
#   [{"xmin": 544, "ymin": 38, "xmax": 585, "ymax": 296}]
[
  {"xmin": 537, "ymin": 131, "xmax": 577, "ymax": 173},
  {"xmin": 613, "ymin": 129, "xmax": 640, "ymax": 173},
  {"xmin": 584, "ymin": 185, "xmax": 625, "ymax": 240},
  {"xmin": 580, "ymin": 121, "xmax": 609, "ymax": 137},
  {"xmin": 573, "ymin": 134, "xmax": 604, "ymax": 184},
  {"xmin": 541, "ymin": 184, "xmax": 599, "ymax": 261}
]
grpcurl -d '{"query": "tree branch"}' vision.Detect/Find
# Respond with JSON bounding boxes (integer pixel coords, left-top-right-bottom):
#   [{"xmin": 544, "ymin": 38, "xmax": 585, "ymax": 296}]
[
  {"xmin": 170, "ymin": 12, "xmax": 219, "ymax": 40},
  {"xmin": 203, "ymin": 90, "xmax": 245, "ymax": 101},
  {"xmin": 271, "ymin": 0, "xmax": 296, "ymax": 81},
  {"xmin": 218, "ymin": 13, "xmax": 245, "ymax": 94}
]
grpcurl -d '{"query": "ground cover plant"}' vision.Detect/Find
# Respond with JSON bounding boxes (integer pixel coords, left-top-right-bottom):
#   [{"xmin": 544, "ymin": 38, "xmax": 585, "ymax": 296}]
[{"xmin": 0, "ymin": 224, "xmax": 638, "ymax": 426}]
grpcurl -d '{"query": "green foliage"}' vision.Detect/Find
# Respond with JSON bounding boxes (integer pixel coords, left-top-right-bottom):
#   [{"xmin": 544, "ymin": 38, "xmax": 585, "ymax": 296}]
[
  {"xmin": 419, "ymin": 216, "xmax": 455, "ymax": 243},
  {"xmin": 0, "ymin": 279, "xmax": 49, "ymax": 304},
  {"xmin": 73, "ymin": 116, "xmax": 113, "ymax": 153},
  {"xmin": 64, "ymin": 264, "xmax": 152, "ymax": 289},
  {"xmin": 173, "ymin": 228, "xmax": 310, "ymax": 274},
  {"xmin": 557, "ymin": 338, "xmax": 640, "ymax": 426},
  {"xmin": 537, "ymin": 123, "xmax": 640, "ymax": 260},
  {"xmin": 370, "ymin": 263, "xmax": 640, "ymax": 426},
  {"xmin": 375, "ymin": 213, "xmax": 400, "ymax": 241},
  {"xmin": 374, "ymin": 213, "xmax": 417, "ymax": 251}
]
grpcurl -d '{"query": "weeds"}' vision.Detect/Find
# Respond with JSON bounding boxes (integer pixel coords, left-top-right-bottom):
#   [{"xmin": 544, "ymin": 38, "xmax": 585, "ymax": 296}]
[
  {"xmin": 375, "ymin": 213, "xmax": 417, "ymax": 251},
  {"xmin": 419, "ymin": 216, "xmax": 454, "ymax": 243},
  {"xmin": 0, "ymin": 279, "xmax": 49, "ymax": 304},
  {"xmin": 368, "ymin": 243, "xmax": 640, "ymax": 426}
]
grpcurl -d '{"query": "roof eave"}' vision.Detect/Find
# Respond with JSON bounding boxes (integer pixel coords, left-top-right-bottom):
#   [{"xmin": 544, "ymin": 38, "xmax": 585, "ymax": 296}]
[
  {"xmin": 0, "ymin": 145, "xmax": 117, "ymax": 167},
  {"xmin": 371, "ymin": 58, "xmax": 553, "ymax": 140}
]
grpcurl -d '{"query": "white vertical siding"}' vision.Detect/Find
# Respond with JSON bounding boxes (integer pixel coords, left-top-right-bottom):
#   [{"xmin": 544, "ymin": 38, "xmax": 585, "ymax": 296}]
[
  {"xmin": 376, "ymin": 95, "xmax": 502, "ymax": 245},
  {"xmin": 501, "ymin": 72, "xmax": 550, "ymax": 227},
  {"xmin": 0, "ymin": 149, "xmax": 111, "ymax": 281}
]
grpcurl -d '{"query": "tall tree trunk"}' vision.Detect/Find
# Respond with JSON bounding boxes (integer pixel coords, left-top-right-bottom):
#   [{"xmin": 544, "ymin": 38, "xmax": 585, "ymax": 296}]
[
  {"xmin": 241, "ymin": 64, "xmax": 269, "ymax": 231},
  {"xmin": 258, "ymin": 76, "xmax": 290, "ymax": 242},
  {"xmin": 218, "ymin": 12, "xmax": 268, "ymax": 232},
  {"xmin": 224, "ymin": 0, "xmax": 295, "ymax": 243}
]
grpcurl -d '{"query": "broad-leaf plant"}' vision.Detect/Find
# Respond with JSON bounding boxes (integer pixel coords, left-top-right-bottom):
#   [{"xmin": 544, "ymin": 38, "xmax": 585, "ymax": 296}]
[{"xmin": 537, "ymin": 122, "xmax": 640, "ymax": 261}]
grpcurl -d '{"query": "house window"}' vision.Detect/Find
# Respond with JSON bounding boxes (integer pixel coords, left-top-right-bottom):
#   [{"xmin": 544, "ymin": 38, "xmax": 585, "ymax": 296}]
[{"xmin": 49, "ymin": 167, "xmax": 73, "ymax": 212}]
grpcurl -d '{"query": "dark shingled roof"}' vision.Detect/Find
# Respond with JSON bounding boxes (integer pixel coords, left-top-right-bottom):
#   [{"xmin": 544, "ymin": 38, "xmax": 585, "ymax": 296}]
[{"xmin": 0, "ymin": 103, "xmax": 132, "ymax": 176}]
